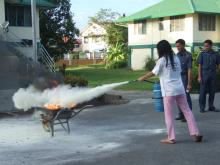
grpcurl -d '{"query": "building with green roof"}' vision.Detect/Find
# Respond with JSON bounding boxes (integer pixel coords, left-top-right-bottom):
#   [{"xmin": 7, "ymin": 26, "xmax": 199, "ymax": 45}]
[{"xmin": 117, "ymin": 0, "xmax": 220, "ymax": 70}]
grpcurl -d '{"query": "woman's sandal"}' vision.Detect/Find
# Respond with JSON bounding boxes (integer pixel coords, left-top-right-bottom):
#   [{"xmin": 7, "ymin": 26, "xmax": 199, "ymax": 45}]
[
  {"xmin": 160, "ymin": 138, "xmax": 176, "ymax": 144},
  {"xmin": 192, "ymin": 135, "xmax": 203, "ymax": 142}
]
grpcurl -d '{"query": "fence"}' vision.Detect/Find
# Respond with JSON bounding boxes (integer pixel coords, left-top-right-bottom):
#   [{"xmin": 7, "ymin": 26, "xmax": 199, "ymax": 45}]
[{"xmin": 56, "ymin": 59, "xmax": 104, "ymax": 67}]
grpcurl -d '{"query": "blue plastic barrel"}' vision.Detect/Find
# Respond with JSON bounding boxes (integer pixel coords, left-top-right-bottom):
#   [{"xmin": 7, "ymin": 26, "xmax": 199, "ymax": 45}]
[{"xmin": 152, "ymin": 83, "xmax": 164, "ymax": 112}]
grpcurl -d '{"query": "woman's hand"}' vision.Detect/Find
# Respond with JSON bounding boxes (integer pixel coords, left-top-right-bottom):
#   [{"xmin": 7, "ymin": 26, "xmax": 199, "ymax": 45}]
[
  {"xmin": 197, "ymin": 76, "xmax": 202, "ymax": 83},
  {"xmin": 137, "ymin": 72, "xmax": 155, "ymax": 82},
  {"xmin": 187, "ymin": 84, "xmax": 192, "ymax": 92},
  {"xmin": 137, "ymin": 72, "xmax": 155, "ymax": 81},
  {"xmin": 137, "ymin": 77, "xmax": 145, "ymax": 82}
]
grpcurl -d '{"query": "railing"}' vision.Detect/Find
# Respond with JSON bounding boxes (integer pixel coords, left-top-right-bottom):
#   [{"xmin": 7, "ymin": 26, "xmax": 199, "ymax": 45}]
[
  {"xmin": 0, "ymin": 26, "xmax": 56, "ymax": 72},
  {"xmin": 38, "ymin": 44, "xmax": 56, "ymax": 72},
  {"xmin": 0, "ymin": 28, "xmax": 31, "ymax": 59}
]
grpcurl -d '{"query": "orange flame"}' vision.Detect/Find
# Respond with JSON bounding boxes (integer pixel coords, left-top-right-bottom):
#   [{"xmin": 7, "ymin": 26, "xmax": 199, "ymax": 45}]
[
  {"xmin": 43, "ymin": 103, "xmax": 77, "ymax": 111},
  {"xmin": 68, "ymin": 103, "xmax": 77, "ymax": 109},
  {"xmin": 44, "ymin": 104, "xmax": 61, "ymax": 111}
]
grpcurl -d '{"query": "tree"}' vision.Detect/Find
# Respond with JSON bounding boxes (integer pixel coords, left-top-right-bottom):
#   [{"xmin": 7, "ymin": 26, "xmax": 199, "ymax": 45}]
[
  {"xmin": 89, "ymin": 8, "xmax": 121, "ymax": 26},
  {"xmin": 89, "ymin": 9, "xmax": 128, "ymax": 68},
  {"xmin": 40, "ymin": 0, "xmax": 79, "ymax": 60},
  {"xmin": 105, "ymin": 23, "xmax": 128, "ymax": 48},
  {"xmin": 89, "ymin": 8, "xmax": 128, "ymax": 48}
]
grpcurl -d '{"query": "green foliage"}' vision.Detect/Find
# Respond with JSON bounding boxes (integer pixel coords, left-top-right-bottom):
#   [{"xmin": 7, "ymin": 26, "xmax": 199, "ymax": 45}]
[
  {"xmin": 79, "ymin": 52, "xmax": 86, "ymax": 59},
  {"xmin": 191, "ymin": 51, "xmax": 200, "ymax": 92},
  {"xmin": 40, "ymin": 0, "xmax": 79, "ymax": 60},
  {"xmin": 191, "ymin": 66, "xmax": 199, "ymax": 93},
  {"xmin": 105, "ymin": 43, "xmax": 128, "ymax": 69},
  {"xmin": 69, "ymin": 52, "xmax": 79, "ymax": 59},
  {"xmin": 66, "ymin": 65, "xmax": 156, "ymax": 91},
  {"xmin": 106, "ymin": 60, "xmax": 127, "ymax": 69},
  {"xmin": 105, "ymin": 23, "xmax": 128, "ymax": 48},
  {"xmin": 145, "ymin": 58, "xmax": 156, "ymax": 71},
  {"xmin": 90, "ymin": 8, "xmax": 128, "ymax": 48},
  {"xmin": 64, "ymin": 75, "xmax": 88, "ymax": 87},
  {"xmin": 89, "ymin": 9, "xmax": 128, "ymax": 69}
]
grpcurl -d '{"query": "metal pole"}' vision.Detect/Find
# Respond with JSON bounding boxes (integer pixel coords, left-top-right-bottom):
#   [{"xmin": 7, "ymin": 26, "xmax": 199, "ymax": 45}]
[{"xmin": 31, "ymin": 0, "xmax": 37, "ymax": 62}]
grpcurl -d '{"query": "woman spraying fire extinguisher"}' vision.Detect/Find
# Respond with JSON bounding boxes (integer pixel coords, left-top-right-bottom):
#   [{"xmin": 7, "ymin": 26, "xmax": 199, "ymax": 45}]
[{"xmin": 137, "ymin": 40, "xmax": 203, "ymax": 144}]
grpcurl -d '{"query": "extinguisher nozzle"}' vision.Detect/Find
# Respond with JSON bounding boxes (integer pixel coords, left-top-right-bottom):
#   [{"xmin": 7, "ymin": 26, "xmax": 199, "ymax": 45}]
[{"xmin": 129, "ymin": 80, "xmax": 138, "ymax": 83}]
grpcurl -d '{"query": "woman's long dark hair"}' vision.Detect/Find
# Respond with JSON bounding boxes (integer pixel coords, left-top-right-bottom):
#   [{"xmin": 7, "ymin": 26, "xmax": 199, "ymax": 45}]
[{"xmin": 157, "ymin": 40, "xmax": 175, "ymax": 70}]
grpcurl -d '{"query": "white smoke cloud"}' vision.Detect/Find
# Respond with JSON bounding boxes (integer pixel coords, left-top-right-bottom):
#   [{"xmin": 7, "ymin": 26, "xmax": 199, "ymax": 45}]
[{"xmin": 12, "ymin": 81, "xmax": 129, "ymax": 111}]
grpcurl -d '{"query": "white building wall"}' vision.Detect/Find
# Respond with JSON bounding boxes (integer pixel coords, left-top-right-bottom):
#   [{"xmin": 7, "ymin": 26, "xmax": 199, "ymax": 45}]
[
  {"xmin": 193, "ymin": 14, "xmax": 220, "ymax": 43},
  {"xmin": 82, "ymin": 38, "xmax": 106, "ymax": 52},
  {"xmin": 128, "ymin": 14, "xmax": 194, "ymax": 46},
  {"xmin": 131, "ymin": 49, "xmax": 151, "ymax": 70}
]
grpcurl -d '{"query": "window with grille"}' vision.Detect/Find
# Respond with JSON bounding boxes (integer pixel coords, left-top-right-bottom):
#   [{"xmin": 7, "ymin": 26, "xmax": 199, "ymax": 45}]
[
  {"xmin": 134, "ymin": 20, "xmax": 147, "ymax": 35},
  {"xmin": 170, "ymin": 15, "xmax": 185, "ymax": 32},
  {"xmin": 84, "ymin": 37, "xmax": 89, "ymax": 44},
  {"xmin": 199, "ymin": 14, "xmax": 216, "ymax": 31},
  {"xmin": 159, "ymin": 18, "xmax": 164, "ymax": 31}
]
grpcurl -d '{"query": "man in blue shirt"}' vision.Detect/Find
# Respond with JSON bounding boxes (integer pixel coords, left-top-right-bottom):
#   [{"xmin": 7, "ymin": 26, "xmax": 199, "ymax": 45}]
[
  {"xmin": 175, "ymin": 39, "xmax": 193, "ymax": 122},
  {"xmin": 197, "ymin": 40, "xmax": 220, "ymax": 113}
]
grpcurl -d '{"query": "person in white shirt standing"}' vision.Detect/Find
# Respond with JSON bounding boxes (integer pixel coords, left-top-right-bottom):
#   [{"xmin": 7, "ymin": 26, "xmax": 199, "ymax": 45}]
[{"xmin": 138, "ymin": 40, "xmax": 203, "ymax": 144}]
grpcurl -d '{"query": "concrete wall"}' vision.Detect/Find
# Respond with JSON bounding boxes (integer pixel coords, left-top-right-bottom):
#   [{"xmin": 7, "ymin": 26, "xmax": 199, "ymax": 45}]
[
  {"xmin": 193, "ymin": 14, "xmax": 220, "ymax": 43},
  {"xmin": 17, "ymin": 47, "xmax": 35, "ymax": 59},
  {"xmin": 131, "ymin": 48, "xmax": 151, "ymax": 70}
]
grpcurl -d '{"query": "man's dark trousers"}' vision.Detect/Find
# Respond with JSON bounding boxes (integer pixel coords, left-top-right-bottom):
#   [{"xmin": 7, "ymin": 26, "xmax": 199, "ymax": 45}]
[
  {"xmin": 178, "ymin": 74, "xmax": 192, "ymax": 118},
  {"xmin": 199, "ymin": 72, "xmax": 216, "ymax": 111}
]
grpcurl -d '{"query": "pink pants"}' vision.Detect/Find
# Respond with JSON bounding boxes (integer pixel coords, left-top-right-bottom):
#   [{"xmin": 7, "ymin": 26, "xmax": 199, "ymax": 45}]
[{"xmin": 163, "ymin": 94, "xmax": 200, "ymax": 140}]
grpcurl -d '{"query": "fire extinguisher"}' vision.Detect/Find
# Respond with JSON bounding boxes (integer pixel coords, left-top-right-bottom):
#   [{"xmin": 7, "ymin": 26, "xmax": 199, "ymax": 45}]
[
  {"xmin": 151, "ymin": 82, "xmax": 164, "ymax": 112},
  {"xmin": 132, "ymin": 80, "xmax": 164, "ymax": 112}
]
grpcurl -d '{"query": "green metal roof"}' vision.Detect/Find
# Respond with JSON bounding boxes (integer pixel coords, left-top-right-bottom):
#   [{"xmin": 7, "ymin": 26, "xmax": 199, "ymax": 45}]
[
  {"xmin": 117, "ymin": 0, "xmax": 220, "ymax": 23},
  {"xmin": 6, "ymin": 0, "xmax": 57, "ymax": 7}
]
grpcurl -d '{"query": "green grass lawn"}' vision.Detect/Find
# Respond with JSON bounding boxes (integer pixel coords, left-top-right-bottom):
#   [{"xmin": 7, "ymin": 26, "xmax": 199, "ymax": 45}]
[{"xmin": 66, "ymin": 65, "xmax": 158, "ymax": 91}]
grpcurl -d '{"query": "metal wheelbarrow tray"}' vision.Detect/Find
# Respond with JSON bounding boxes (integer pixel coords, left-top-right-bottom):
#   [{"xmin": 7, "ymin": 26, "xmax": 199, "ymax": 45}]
[{"xmin": 36, "ymin": 105, "xmax": 93, "ymax": 137}]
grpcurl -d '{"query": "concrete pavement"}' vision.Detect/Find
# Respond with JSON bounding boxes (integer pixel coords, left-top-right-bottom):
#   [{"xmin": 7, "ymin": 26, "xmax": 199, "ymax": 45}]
[{"xmin": 0, "ymin": 92, "xmax": 220, "ymax": 165}]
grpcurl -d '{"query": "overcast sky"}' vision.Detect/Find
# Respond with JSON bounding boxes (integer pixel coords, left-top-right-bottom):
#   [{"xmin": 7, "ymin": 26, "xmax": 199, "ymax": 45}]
[{"xmin": 70, "ymin": 0, "xmax": 160, "ymax": 30}]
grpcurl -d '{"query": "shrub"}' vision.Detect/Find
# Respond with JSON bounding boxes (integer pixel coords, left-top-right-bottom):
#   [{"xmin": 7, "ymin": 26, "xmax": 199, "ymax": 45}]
[
  {"xmin": 145, "ymin": 57, "xmax": 156, "ymax": 71},
  {"xmin": 191, "ymin": 51, "xmax": 200, "ymax": 93},
  {"xmin": 191, "ymin": 66, "xmax": 199, "ymax": 93},
  {"xmin": 79, "ymin": 52, "xmax": 86, "ymax": 59},
  {"xmin": 106, "ymin": 60, "xmax": 127, "ymax": 69},
  {"xmin": 64, "ymin": 75, "xmax": 88, "ymax": 87},
  {"xmin": 105, "ymin": 42, "xmax": 128, "ymax": 69},
  {"xmin": 69, "ymin": 52, "xmax": 79, "ymax": 59}
]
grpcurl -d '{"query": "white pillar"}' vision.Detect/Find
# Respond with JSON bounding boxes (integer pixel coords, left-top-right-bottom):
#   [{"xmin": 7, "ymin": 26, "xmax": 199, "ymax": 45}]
[
  {"xmin": 0, "ymin": 1, "xmax": 5, "ymax": 24},
  {"xmin": 31, "ymin": 0, "xmax": 37, "ymax": 62}
]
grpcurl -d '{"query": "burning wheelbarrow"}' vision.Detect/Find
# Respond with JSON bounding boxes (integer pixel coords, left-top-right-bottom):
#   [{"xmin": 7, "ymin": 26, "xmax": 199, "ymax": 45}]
[{"xmin": 36, "ymin": 104, "xmax": 93, "ymax": 137}]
